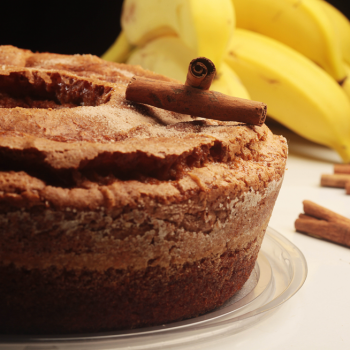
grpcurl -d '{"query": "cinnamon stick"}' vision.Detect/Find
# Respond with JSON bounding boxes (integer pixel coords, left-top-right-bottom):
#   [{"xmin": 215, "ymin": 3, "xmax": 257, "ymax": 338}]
[
  {"xmin": 320, "ymin": 173, "xmax": 350, "ymax": 188},
  {"xmin": 346, "ymin": 181, "xmax": 350, "ymax": 195},
  {"xmin": 295, "ymin": 217, "xmax": 350, "ymax": 247},
  {"xmin": 126, "ymin": 76, "xmax": 267, "ymax": 126},
  {"xmin": 295, "ymin": 200, "xmax": 350, "ymax": 247},
  {"xmin": 334, "ymin": 164, "xmax": 350, "ymax": 174},
  {"xmin": 303, "ymin": 200, "xmax": 350, "ymax": 225},
  {"xmin": 185, "ymin": 57, "xmax": 216, "ymax": 90},
  {"xmin": 298, "ymin": 213, "xmax": 317, "ymax": 221}
]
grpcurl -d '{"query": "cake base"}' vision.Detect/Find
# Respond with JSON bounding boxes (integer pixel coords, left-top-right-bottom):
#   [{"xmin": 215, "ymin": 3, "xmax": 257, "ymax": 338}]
[{"xmin": 0, "ymin": 240, "xmax": 258, "ymax": 335}]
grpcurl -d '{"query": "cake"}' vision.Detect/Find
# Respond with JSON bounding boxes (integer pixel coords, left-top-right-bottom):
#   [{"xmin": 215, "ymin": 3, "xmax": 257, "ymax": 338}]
[{"xmin": 0, "ymin": 45, "xmax": 287, "ymax": 334}]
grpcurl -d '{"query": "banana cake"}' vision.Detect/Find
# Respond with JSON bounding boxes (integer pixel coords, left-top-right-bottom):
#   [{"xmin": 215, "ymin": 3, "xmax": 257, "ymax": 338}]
[{"xmin": 0, "ymin": 46, "xmax": 287, "ymax": 334}]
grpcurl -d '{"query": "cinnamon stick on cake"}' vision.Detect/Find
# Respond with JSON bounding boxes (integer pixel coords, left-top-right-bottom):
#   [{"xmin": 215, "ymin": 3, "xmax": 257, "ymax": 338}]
[{"xmin": 126, "ymin": 57, "xmax": 267, "ymax": 126}]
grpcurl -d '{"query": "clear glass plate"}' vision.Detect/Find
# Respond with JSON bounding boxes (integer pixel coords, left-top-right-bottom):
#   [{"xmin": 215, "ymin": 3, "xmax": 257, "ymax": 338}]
[{"xmin": 0, "ymin": 227, "xmax": 307, "ymax": 350}]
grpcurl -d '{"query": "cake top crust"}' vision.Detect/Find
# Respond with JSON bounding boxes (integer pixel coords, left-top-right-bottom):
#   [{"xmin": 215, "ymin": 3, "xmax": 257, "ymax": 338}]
[{"xmin": 0, "ymin": 45, "xmax": 287, "ymax": 211}]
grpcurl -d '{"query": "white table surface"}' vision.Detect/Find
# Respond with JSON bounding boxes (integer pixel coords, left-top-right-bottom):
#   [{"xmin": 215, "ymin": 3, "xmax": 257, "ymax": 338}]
[{"xmin": 200, "ymin": 125, "xmax": 350, "ymax": 350}]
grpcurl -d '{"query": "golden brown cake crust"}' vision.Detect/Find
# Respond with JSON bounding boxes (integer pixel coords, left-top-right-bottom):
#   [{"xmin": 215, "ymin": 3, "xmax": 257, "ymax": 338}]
[
  {"xmin": 0, "ymin": 45, "xmax": 175, "ymax": 84},
  {"xmin": 0, "ymin": 46, "xmax": 287, "ymax": 334}
]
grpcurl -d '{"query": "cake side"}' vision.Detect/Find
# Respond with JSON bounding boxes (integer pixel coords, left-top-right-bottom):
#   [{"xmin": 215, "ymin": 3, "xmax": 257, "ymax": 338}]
[
  {"xmin": 0, "ymin": 127, "xmax": 286, "ymax": 271},
  {"xmin": 0, "ymin": 130, "xmax": 286, "ymax": 334},
  {"xmin": 0, "ymin": 177, "xmax": 283, "ymax": 334}
]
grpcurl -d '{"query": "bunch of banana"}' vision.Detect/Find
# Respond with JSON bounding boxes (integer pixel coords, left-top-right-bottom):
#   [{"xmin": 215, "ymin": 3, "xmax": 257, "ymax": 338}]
[
  {"xmin": 232, "ymin": 0, "xmax": 346, "ymax": 82},
  {"xmin": 227, "ymin": 0, "xmax": 350, "ymax": 162},
  {"xmin": 103, "ymin": 0, "xmax": 350, "ymax": 162},
  {"xmin": 103, "ymin": 0, "xmax": 250, "ymax": 99},
  {"xmin": 225, "ymin": 29, "xmax": 350, "ymax": 161}
]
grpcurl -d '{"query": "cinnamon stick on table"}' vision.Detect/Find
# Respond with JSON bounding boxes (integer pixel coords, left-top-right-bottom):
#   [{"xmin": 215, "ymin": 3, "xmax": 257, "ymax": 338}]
[
  {"xmin": 346, "ymin": 182, "xmax": 350, "ymax": 195},
  {"xmin": 334, "ymin": 164, "xmax": 350, "ymax": 174},
  {"xmin": 126, "ymin": 57, "xmax": 267, "ymax": 126},
  {"xmin": 295, "ymin": 200, "xmax": 350, "ymax": 247},
  {"xmin": 320, "ymin": 173, "xmax": 350, "ymax": 188}
]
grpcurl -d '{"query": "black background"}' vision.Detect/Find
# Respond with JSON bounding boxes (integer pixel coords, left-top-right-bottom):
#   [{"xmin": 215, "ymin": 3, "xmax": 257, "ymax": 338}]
[{"xmin": 0, "ymin": 0, "xmax": 349, "ymax": 57}]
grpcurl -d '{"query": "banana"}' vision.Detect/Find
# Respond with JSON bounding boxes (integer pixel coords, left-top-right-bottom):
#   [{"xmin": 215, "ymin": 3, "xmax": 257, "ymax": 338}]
[
  {"xmin": 127, "ymin": 36, "xmax": 250, "ymax": 99},
  {"xmin": 319, "ymin": 0, "xmax": 350, "ymax": 66},
  {"xmin": 210, "ymin": 62, "xmax": 250, "ymax": 100},
  {"xmin": 342, "ymin": 63, "xmax": 350, "ymax": 100},
  {"xmin": 102, "ymin": 31, "xmax": 133, "ymax": 63},
  {"xmin": 225, "ymin": 29, "xmax": 350, "ymax": 162},
  {"xmin": 120, "ymin": 0, "xmax": 235, "ymax": 69},
  {"xmin": 231, "ymin": 0, "xmax": 346, "ymax": 82},
  {"xmin": 127, "ymin": 36, "xmax": 192, "ymax": 82}
]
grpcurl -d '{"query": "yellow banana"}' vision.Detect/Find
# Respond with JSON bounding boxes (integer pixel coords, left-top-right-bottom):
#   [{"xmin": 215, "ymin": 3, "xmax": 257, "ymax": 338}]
[
  {"xmin": 211, "ymin": 62, "xmax": 250, "ymax": 100},
  {"xmin": 102, "ymin": 31, "xmax": 133, "ymax": 63},
  {"xmin": 231, "ymin": 0, "xmax": 346, "ymax": 82},
  {"xmin": 319, "ymin": 0, "xmax": 350, "ymax": 66},
  {"xmin": 342, "ymin": 63, "xmax": 350, "ymax": 100},
  {"xmin": 127, "ymin": 36, "xmax": 250, "ymax": 99},
  {"xmin": 225, "ymin": 29, "xmax": 350, "ymax": 162},
  {"xmin": 120, "ymin": 0, "xmax": 234, "ymax": 69},
  {"xmin": 127, "ymin": 36, "xmax": 191, "ymax": 82}
]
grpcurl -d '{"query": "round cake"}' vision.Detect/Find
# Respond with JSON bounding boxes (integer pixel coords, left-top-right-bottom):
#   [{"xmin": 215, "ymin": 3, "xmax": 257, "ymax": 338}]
[{"xmin": 0, "ymin": 46, "xmax": 287, "ymax": 334}]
